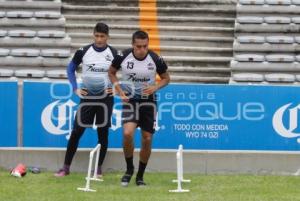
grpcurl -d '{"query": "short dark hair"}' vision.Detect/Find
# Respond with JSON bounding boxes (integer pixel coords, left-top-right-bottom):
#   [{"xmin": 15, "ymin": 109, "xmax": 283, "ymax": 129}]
[
  {"xmin": 132, "ymin": 30, "xmax": 149, "ymax": 43},
  {"xmin": 94, "ymin": 22, "xmax": 109, "ymax": 35}
]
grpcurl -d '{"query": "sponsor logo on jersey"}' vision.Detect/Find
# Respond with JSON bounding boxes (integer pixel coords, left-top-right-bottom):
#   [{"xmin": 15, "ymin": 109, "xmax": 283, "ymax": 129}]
[
  {"xmin": 128, "ymin": 73, "xmax": 150, "ymax": 82},
  {"xmin": 87, "ymin": 64, "xmax": 106, "ymax": 72}
]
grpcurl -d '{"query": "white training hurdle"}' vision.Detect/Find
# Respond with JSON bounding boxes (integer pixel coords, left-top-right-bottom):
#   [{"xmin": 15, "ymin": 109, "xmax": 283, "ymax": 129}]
[
  {"xmin": 169, "ymin": 144, "xmax": 190, "ymax": 193},
  {"xmin": 77, "ymin": 144, "xmax": 103, "ymax": 192}
]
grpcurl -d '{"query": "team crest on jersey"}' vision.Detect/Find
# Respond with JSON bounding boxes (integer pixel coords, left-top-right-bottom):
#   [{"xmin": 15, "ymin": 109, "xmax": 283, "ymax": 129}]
[
  {"xmin": 147, "ymin": 62, "xmax": 155, "ymax": 70},
  {"xmin": 105, "ymin": 54, "xmax": 112, "ymax": 62}
]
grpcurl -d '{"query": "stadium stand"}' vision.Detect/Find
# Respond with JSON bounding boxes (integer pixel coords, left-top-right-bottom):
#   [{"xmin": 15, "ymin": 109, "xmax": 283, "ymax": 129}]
[
  {"xmin": 0, "ymin": 0, "xmax": 70, "ymax": 79},
  {"xmin": 62, "ymin": 0, "xmax": 236, "ymax": 83},
  {"xmin": 230, "ymin": 0, "xmax": 300, "ymax": 84},
  {"xmin": 0, "ymin": 0, "xmax": 237, "ymax": 83}
]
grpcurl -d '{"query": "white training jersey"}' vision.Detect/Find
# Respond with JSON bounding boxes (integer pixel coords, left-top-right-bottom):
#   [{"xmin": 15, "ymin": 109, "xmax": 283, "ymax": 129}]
[
  {"xmin": 112, "ymin": 48, "xmax": 168, "ymax": 100},
  {"xmin": 72, "ymin": 44, "xmax": 117, "ymax": 94}
]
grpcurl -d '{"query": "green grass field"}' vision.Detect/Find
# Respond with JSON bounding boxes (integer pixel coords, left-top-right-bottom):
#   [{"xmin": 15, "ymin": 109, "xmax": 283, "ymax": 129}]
[{"xmin": 1, "ymin": 168, "xmax": 300, "ymax": 201}]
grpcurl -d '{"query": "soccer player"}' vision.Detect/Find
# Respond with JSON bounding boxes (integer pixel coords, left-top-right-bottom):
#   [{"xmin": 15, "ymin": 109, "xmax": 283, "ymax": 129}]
[
  {"xmin": 108, "ymin": 30, "xmax": 170, "ymax": 186},
  {"xmin": 54, "ymin": 22, "xmax": 117, "ymax": 177}
]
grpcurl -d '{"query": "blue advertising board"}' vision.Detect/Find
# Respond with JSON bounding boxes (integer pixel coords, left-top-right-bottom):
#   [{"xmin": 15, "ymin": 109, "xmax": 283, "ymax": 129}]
[
  {"xmin": 22, "ymin": 81, "xmax": 300, "ymax": 151},
  {"xmin": 0, "ymin": 81, "xmax": 18, "ymax": 147}
]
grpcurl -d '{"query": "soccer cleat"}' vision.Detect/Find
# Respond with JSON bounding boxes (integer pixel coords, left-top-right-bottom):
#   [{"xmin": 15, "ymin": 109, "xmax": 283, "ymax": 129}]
[
  {"xmin": 54, "ymin": 168, "xmax": 69, "ymax": 177},
  {"xmin": 121, "ymin": 173, "xmax": 133, "ymax": 187},
  {"xmin": 135, "ymin": 177, "xmax": 146, "ymax": 186}
]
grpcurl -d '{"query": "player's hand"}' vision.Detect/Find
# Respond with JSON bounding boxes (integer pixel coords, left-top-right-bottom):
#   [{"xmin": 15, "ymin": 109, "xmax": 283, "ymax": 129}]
[
  {"xmin": 75, "ymin": 88, "xmax": 88, "ymax": 97},
  {"xmin": 142, "ymin": 85, "xmax": 158, "ymax": 96},
  {"xmin": 105, "ymin": 88, "xmax": 113, "ymax": 96},
  {"xmin": 120, "ymin": 91, "xmax": 129, "ymax": 102}
]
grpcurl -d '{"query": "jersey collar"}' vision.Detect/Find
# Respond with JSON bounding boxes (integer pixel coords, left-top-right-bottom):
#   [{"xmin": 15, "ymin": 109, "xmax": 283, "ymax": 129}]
[{"xmin": 92, "ymin": 44, "xmax": 108, "ymax": 52}]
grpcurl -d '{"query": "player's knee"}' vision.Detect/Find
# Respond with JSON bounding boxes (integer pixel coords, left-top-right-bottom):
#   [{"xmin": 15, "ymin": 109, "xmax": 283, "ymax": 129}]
[
  {"xmin": 142, "ymin": 135, "xmax": 152, "ymax": 144},
  {"xmin": 123, "ymin": 130, "xmax": 134, "ymax": 141}
]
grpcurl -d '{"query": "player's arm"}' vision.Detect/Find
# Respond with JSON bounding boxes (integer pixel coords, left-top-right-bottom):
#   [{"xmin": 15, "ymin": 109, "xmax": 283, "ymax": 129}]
[
  {"xmin": 108, "ymin": 66, "xmax": 129, "ymax": 101},
  {"xmin": 67, "ymin": 48, "xmax": 88, "ymax": 97},
  {"xmin": 143, "ymin": 53, "xmax": 170, "ymax": 95},
  {"xmin": 143, "ymin": 72, "xmax": 170, "ymax": 95}
]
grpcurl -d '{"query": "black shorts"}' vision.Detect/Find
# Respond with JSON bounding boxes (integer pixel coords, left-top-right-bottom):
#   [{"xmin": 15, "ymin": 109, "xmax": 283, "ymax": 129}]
[
  {"xmin": 74, "ymin": 94, "xmax": 114, "ymax": 128},
  {"xmin": 122, "ymin": 99, "xmax": 157, "ymax": 134}
]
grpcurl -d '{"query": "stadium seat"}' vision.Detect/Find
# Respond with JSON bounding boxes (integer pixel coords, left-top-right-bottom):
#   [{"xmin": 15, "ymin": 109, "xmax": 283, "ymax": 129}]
[
  {"xmin": 0, "ymin": 11, "xmax": 5, "ymax": 18},
  {"xmin": 237, "ymin": 35, "xmax": 265, "ymax": 43},
  {"xmin": 235, "ymin": 54, "xmax": 265, "ymax": 62},
  {"xmin": 8, "ymin": 30, "xmax": 36, "ymax": 38},
  {"xmin": 265, "ymin": 36, "xmax": 294, "ymax": 44},
  {"xmin": 265, "ymin": 73, "xmax": 295, "ymax": 82},
  {"xmin": 295, "ymin": 74, "xmax": 300, "ymax": 81},
  {"xmin": 264, "ymin": 16, "xmax": 291, "ymax": 24},
  {"xmin": 295, "ymin": 55, "xmax": 300, "ymax": 61},
  {"xmin": 37, "ymin": 30, "xmax": 65, "ymax": 38},
  {"xmin": 265, "ymin": 0, "xmax": 291, "ymax": 5},
  {"xmin": 0, "ymin": 48, "xmax": 10, "ymax": 56},
  {"xmin": 239, "ymin": 0, "xmax": 265, "ymax": 5},
  {"xmin": 232, "ymin": 73, "xmax": 264, "ymax": 82},
  {"xmin": 34, "ymin": 11, "xmax": 61, "ymax": 19},
  {"xmin": 41, "ymin": 49, "xmax": 70, "ymax": 57},
  {"xmin": 6, "ymin": 11, "xmax": 34, "ymax": 18},
  {"xmin": 10, "ymin": 49, "xmax": 40, "ymax": 57},
  {"xmin": 291, "ymin": 17, "xmax": 300, "ymax": 24},
  {"xmin": 46, "ymin": 69, "xmax": 67, "ymax": 78},
  {"xmin": 295, "ymin": 36, "xmax": 300, "ymax": 43},
  {"xmin": 237, "ymin": 16, "xmax": 264, "ymax": 24},
  {"xmin": 292, "ymin": 0, "xmax": 300, "ymax": 5},
  {"xmin": 0, "ymin": 69, "xmax": 14, "ymax": 77},
  {"xmin": 0, "ymin": 30, "xmax": 7, "ymax": 37},
  {"xmin": 15, "ymin": 69, "xmax": 45, "ymax": 78},
  {"xmin": 231, "ymin": 60, "xmax": 300, "ymax": 71},
  {"xmin": 265, "ymin": 54, "xmax": 295, "ymax": 62}
]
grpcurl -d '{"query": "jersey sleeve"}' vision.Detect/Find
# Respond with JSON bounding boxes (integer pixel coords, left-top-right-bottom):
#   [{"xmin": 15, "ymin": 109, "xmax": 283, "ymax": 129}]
[
  {"xmin": 111, "ymin": 53, "xmax": 123, "ymax": 70},
  {"xmin": 150, "ymin": 51, "xmax": 168, "ymax": 75},
  {"xmin": 108, "ymin": 46, "xmax": 118, "ymax": 58},
  {"xmin": 71, "ymin": 48, "xmax": 84, "ymax": 66}
]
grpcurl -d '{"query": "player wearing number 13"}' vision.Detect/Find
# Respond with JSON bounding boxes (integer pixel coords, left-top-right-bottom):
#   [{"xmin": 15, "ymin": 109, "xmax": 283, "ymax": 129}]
[{"xmin": 108, "ymin": 30, "xmax": 170, "ymax": 186}]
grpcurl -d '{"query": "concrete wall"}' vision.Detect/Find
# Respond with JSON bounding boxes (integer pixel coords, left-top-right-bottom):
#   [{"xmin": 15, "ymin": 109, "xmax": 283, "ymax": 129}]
[{"xmin": 1, "ymin": 148, "xmax": 300, "ymax": 175}]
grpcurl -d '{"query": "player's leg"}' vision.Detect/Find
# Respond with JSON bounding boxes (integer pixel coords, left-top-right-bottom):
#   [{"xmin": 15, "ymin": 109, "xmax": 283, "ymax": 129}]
[
  {"xmin": 135, "ymin": 101, "xmax": 156, "ymax": 186},
  {"xmin": 121, "ymin": 122, "xmax": 137, "ymax": 186},
  {"xmin": 95, "ymin": 96, "xmax": 114, "ymax": 177},
  {"xmin": 96, "ymin": 126, "xmax": 109, "ymax": 177},
  {"xmin": 54, "ymin": 99, "xmax": 95, "ymax": 177},
  {"xmin": 54, "ymin": 121, "xmax": 86, "ymax": 177},
  {"xmin": 136, "ymin": 129, "xmax": 153, "ymax": 186}
]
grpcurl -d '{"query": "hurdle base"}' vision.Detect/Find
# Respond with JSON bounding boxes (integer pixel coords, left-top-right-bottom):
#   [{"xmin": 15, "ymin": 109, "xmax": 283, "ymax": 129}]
[
  {"xmin": 172, "ymin": 179, "xmax": 191, "ymax": 183},
  {"xmin": 77, "ymin": 187, "xmax": 97, "ymax": 192},
  {"xmin": 169, "ymin": 189, "xmax": 190, "ymax": 193},
  {"xmin": 86, "ymin": 177, "xmax": 104, "ymax": 182}
]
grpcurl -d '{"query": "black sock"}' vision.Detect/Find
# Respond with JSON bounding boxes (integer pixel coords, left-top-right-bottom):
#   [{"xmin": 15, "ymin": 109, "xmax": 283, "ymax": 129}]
[
  {"xmin": 125, "ymin": 156, "xmax": 134, "ymax": 175},
  {"xmin": 136, "ymin": 161, "xmax": 147, "ymax": 179}
]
